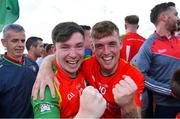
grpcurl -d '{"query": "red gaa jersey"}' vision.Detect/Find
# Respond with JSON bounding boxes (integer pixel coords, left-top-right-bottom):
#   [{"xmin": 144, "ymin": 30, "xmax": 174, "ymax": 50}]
[
  {"xmin": 82, "ymin": 57, "xmax": 144, "ymax": 118},
  {"xmin": 120, "ymin": 32, "xmax": 145, "ymax": 62},
  {"xmin": 54, "ymin": 60, "xmax": 86, "ymax": 118}
]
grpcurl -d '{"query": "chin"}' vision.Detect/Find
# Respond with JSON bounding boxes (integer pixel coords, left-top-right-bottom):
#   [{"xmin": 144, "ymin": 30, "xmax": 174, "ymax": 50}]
[
  {"xmin": 106, "ymin": 64, "xmax": 117, "ymax": 70},
  {"xmin": 68, "ymin": 68, "xmax": 78, "ymax": 74}
]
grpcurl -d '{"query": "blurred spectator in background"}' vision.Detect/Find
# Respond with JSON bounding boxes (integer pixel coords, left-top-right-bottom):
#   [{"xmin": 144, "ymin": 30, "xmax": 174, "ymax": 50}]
[
  {"xmin": 120, "ymin": 15, "xmax": 145, "ymax": 62},
  {"xmin": 45, "ymin": 43, "xmax": 55, "ymax": 55},
  {"xmin": 80, "ymin": 25, "xmax": 93, "ymax": 58},
  {"xmin": 174, "ymin": 20, "xmax": 180, "ymax": 37},
  {"xmin": 26, "ymin": 36, "xmax": 44, "ymax": 61},
  {"xmin": 36, "ymin": 43, "xmax": 48, "ymax": 66}
]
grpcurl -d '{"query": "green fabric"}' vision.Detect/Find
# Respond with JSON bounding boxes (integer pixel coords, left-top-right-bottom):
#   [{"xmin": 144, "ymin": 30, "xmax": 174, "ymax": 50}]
[
  {"xmin": 3, "ymin": 56, "xmax": 22, "ymax": 67},
  {"xmin": 52, "ymin": 64, "xmax": 57, "ymax": 73},
  {"xmin": 31, "ymin": 64, "xmax": 60, "ymax": 118},
  {"xmin": 84, "ymin": 54, "xmax": 91, "ymax": 59},
  {"xmin": 119, "ymin": 34, "xmax": 126, "ymax": 41},
  {"xmin": 31, "ymin": 86, "xmax": 60, "ymax": 118},
  {"xmin": 0, "ymin": 0, "xmax": 19, "ymax": 32}
]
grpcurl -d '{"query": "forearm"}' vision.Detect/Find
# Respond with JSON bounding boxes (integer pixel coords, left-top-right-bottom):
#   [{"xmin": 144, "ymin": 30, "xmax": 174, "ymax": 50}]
[
  {"xmin": 135, "ymin": 44, "xmax": 171, "ymax": 96},
  {"xmin": 39, "ymin": 54, "xmax": 55, "ymax": 71},
  {"xmin": 144, "ymin": 75, "xmax": 171, "ymax": 96},
  {"xmin": 121, "ymin": 101, "xmax": 140, "ymax": 118},
  {"xmin": 32, "ymin": 54, "xmax": 56, "ymax": 100}
]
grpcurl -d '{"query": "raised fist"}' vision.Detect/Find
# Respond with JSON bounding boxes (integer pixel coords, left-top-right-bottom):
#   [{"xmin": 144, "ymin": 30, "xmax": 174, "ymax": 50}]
[
  {"xmin": 75, "ymin": 86, "xmax": 106, "ymax": 118},
  {"xmin": 112, "ymin": 75, "xmax": 137, "ymax": 107}
]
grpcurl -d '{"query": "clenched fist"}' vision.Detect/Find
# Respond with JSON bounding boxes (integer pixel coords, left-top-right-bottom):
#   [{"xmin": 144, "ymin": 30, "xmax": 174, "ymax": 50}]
[
  {"xmin": 75, "ymin": 86, "xmax": 106, "ymax": 118},
  {"xmin": 112, "ymin": 75, "xmax": 137, "ymax": 107}
]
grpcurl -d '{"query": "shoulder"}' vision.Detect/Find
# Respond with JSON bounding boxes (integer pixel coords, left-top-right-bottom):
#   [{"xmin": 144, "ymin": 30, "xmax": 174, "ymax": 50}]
[
  {"xmin": 129, "ymin": 61, "xmax": 143, "ymax": 74},
  {"xmin": 36, "ymin": 57, "xmax": 43, "ymax": 66},
  {"xmin": 0, "ymin": 56, "xmax": 9, "ymax": 66},
  {"xmin": 144, "ymin": 33, "xmax": 159, "ymax": 44},
  {"xmin": 121, "ymin": 59, "xmax": 144, "ymax": 81},
  {"xmin": 138, "ymin": 33, "xmax": 159, "ymax": 53},
  {"xmin": 24, "ymin": 56, "xmax": 39, "ymax": 73},
  {"xmin": 82, "ymin": 56, "xmax": 96, "ymax": 67},
  {"xmin": 0, "ymin": 55, "xmax": 4, "ymax": 63},
  {"xmin": 125, "ymin": 64, "xmax": 144, "ymax": 90},
  {"xmin": 25, "ymin": 56, "xmax": 38, "ymax": 65},
  {"xmin": 115, "ymin": 59, "xmax": 144, "ymax": 90},
  {"xmin": 0, "ymin": 56, "xmax": 7, "ymax": 74},
  {"xmin": 135, "ymin": 33, "xmax": 146, "ymax": 41},
  {"xmin": 121, "ymin": 59, "xmax": 142, "ymax": 72},
  {"xmin": 119, "ymin": 34, "xmax": 127, "ymax": 41}
]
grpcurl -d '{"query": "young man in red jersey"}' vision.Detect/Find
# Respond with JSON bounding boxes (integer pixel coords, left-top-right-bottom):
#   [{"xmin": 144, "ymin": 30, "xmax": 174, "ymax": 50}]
[
  {"xmin": 32, "ymin": 21, "xmax": 144, "ymax": 118},
  {"xmin": 31, "ymin": 22, "xmax": 106, "ymax": 118},
  {"xmin": 120, "ymin": 15, "xmax": 146, "ymax": 62}
]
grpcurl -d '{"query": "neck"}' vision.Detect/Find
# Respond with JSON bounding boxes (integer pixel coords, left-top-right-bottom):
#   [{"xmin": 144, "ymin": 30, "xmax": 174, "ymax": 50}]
[
  {"xmin": 69, "ymin": 72, "xmax": 78, "ymax": 79},
  {"xmin": 126, "ymin": 24, "xmax": 138, "ymax": 33},
  {"xmin": 27, "ymin": 53, "xmax": 37, "ymax": 61},
  {"xmin": 126, "ymin": 29, "xmax": 137, "ymax": 33},
  {"xmin": 100, "ymin": 65, "xmax": 118, "ymax": 77},
  {"xmin": 100, "ymin": 69, "xmax": 115, "ymax": 76},
  {"xmin": 5, "ymin": 52, "xmax": 23, "ymax": 64},
  {"xmin": 62, "ymin": 68, "xmax": 78, "ymax": 79},
  {"xmin": 156, "ymin": 24, "xmax": 171, "ymax": 37}
]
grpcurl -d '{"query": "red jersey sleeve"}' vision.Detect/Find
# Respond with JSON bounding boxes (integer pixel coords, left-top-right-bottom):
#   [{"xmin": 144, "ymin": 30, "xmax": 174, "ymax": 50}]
[{"xmin": 82, "ymin": 57, "xmax": 97, "ymax": 87}]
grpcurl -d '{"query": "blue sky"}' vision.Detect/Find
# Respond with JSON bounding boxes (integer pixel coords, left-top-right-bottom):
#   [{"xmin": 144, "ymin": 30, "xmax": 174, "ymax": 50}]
[{"xmin": 0, "ymin": 0, "xmax": 180, "ymax": 53}]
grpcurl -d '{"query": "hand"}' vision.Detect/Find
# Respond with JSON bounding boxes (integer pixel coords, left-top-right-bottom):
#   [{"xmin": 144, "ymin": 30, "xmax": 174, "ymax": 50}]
[
  {"xmin": 75, "ymin": 86, "xmax": 106, "ymax": 118},
  {"xmin": 112, "ymin": 75, "xmax": 137, "ymax": 107},
  {"xmin": 32, "ymin": 55, "xmax": 56, "ymax": 100}
]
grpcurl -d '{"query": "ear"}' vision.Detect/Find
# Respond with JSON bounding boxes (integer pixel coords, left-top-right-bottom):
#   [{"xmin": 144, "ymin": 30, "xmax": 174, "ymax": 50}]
[
  {"xmin": 125, "ymin": 24, "xmax": 127, "ymax": 30},
  {"xmin": 137, "ymin": 25, "xmax": 139, "ymax": 29},
  {"xmin": 30, "ymin": 45, "xmax": 35, "ymax": 50},
  {"xmin": 51, "ymin": 47, "xmax": 55, "ymax": 53},
  {"xmin": 159, "ymin": 13, "xmax": 167, "ymax": 22},
  {"xmin": 1, "ymin": 39, "xmax": 7, "ymax": 47},
  {"xmin": 54, "ymin": 47, "xmax": 56, "ymax": 52}
]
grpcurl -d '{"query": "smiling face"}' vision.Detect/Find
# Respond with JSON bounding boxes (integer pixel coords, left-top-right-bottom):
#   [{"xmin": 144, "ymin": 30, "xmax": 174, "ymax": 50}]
[
  {"xmin": 1, "ymin": 29, "xmax": 25, "ymax": 60},
  {"xmin": 55, "ymin": 32, "xmax": 84, "ymax": 77},
  {"xmin": 94, "ymin": 31, "xmax": 120, "ymax": 75}
]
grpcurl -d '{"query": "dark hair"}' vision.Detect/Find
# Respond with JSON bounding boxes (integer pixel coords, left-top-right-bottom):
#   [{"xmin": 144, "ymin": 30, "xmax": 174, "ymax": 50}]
[
  {"xmin": 52, "ymin": 22, "xmax": 84, "ymax": 44},
  {"xmin": 45, "ymin": 44, "xmax": 54, "ymax": 53},
  {"xmin": 26, "ymin": 36, "xmax": 43, "ymax": 51},
  {"xmin": 43, "ymin": 43, "xmax": 49, "ymax": 49},
  {"xmin": 3, "ymin": 24, "xmax": 25, "ymax": 39},
  {"xmin": 80, "ymin": 25, "xmax": 91, "ymax": 30},
  {"xmin": 91, "ymin": 20, "xmax": 119, "ymax": 39},
  {"xmin": 171, "ymin": 69, "xmax": 180, "ymax": 99},
  {"xmin": 150, "ymin": 2, "xmax": 175, "ymax": 25},
  {"xmin": 125, "ymin": 15, "xmax": 139, "ymax": 24}
]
